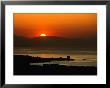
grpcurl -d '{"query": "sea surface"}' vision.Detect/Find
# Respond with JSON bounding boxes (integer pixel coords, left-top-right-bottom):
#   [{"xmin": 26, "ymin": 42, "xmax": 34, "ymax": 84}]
[{"xmin": 14, "ymin": 48, "xmax": 97, "ymax": 67}]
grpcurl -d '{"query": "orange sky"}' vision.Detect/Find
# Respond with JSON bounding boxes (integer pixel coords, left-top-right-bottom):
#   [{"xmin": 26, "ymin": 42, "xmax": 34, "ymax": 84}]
[{"xmin": 14, "ymin": 13, "xmax": 97, "ymax": 39}]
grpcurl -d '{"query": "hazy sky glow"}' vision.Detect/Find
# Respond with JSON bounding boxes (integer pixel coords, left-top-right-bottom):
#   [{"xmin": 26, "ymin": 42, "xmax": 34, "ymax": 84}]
[{"xmin": 14, "ymin": 13, "xmax": 97, "ymax": 39}]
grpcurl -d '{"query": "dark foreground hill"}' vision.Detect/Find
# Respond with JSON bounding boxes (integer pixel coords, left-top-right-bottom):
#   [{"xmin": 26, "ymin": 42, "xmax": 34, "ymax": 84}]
[{"xmin": 14, "ymin": 55, "xmax": 97, "ymax": 75}]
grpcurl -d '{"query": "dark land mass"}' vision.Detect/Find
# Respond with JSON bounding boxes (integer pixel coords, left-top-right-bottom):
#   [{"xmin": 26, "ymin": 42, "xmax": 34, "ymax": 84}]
[
  {"xmin": 14, "ymin": 55, "xmax": 97, "ymax": 75},
  {"xmin": 14, "ymin": 35, "xmax": 97, "ymax": 50},
  {"xmin": 14, "ymin": 55, "xmax": 73, "ymax": 63}
]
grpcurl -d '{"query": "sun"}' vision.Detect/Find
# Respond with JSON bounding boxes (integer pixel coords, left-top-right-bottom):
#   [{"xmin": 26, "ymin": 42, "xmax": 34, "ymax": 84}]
[{"xmin": 40, "ymin": 34, "xmax": 46, "ymax": 37}]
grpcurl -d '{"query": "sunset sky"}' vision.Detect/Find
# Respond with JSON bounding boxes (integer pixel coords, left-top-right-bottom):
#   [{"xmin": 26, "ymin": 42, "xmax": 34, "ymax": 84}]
[{"xmin": 14, "ymin": 13, "xmax": 97, "ymax": 39}]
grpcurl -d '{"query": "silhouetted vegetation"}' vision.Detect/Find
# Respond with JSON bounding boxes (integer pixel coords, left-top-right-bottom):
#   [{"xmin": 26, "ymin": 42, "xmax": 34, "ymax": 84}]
[{"xmin": 14, "ymin": 55, "xmax": 97, "ymax": 75}]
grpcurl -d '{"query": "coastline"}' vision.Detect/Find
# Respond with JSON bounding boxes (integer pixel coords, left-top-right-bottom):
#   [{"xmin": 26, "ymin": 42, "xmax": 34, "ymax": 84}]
[{"xmin": 14, "ymin": 55, "xmax": 97, "ymax": 75}]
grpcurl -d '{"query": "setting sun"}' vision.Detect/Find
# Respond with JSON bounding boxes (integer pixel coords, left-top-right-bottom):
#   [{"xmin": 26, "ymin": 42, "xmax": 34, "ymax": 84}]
[{"xmin": 40, "ymin": 34, "xmax": 46, "ymax": 37}]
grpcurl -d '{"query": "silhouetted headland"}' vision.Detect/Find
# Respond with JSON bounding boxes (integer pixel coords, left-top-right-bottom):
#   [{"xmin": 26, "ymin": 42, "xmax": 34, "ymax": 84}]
[
  {"xmin": 14, "ymin": 55, "xmax": 97, "ymax": 75},
  {"xmin": 14, "ymin": 55, "xmax": 73, "ymax": 63}
]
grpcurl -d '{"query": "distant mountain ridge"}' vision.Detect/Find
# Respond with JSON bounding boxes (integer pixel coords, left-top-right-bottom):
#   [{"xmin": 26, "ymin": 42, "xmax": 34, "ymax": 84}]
[
  {"xmin": 14, "ymin": 35, "xmax": 70, "ymax": 47},
  {"xmin": 14, "ymin": 35, "xmax": 97, "ymax": 49},
  {"xmin": 32, "ymin": 36, "xmax": 69, "ymax": 41}
]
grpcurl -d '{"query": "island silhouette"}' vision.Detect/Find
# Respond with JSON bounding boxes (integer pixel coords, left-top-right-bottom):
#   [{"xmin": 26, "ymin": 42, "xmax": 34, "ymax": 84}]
[{"xmin": 14, "ymin": 35, "xmax": 97, "ymax": 50}]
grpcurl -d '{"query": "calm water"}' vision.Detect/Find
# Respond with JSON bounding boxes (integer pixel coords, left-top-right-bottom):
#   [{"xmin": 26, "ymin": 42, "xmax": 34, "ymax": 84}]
[{"xmin": 14, "ymin": 48, "xmax": 97, "ymax": 67}]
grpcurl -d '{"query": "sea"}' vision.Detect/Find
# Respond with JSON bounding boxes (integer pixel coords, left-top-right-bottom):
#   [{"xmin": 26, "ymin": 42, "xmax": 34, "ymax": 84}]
[{"xmin": 14, "ymin": 48, "xmax": 97, "ymax": 67}]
